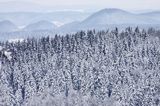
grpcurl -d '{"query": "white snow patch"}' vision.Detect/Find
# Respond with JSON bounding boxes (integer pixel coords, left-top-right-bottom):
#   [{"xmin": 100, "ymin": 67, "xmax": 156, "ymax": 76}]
[
  {"xmin": 8, "ymin": 38, "xmax": 24, "ymax": 43},
  {"xmin": 52, "ymin": 21, "xmax": 64, "ymax": 27},
  {"xmin": 18, "ymin": 25, "xmax": 26, "ymax": 29},
  {"xmin": 4, "ymin": 51, "xmax": 12, "ymax": 60}
]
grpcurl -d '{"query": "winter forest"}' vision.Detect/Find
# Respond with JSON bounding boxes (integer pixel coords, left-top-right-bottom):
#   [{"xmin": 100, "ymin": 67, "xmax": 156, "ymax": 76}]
[{"xmin": 0, "ymin": 27, "xmax": 160, "ymax": 106}]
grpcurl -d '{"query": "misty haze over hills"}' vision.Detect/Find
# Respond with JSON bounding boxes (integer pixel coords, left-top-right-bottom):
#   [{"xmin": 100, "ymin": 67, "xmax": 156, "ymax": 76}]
[
  {"xmin": 0, "ymin": 20, "xmax": 18, "ymax": 32},
  {"xmin": 0, "ymin": 8, "xmax": 160, "ymax": 41},
  {"xmin": 0, "ymin": 11, "xmax": 91, "ymax": 27},
  {"xmin": 24, "ymin": 20, "xmax": 57, "ymax": 31}
]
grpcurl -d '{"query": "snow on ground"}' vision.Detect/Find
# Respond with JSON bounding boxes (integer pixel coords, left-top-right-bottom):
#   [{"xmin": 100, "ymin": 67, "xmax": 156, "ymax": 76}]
[
  {"xmin": 52, "ymin": 21, "xmax": 65, "ymax": 27},
  {"xmin": 8, "ymin": 38, "xmax": 24, "ymax": 43}
]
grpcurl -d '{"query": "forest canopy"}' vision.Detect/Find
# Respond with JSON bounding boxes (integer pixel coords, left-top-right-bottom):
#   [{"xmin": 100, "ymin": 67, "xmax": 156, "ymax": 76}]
[{"xmin": 0, "ymin": 27, "xmax": 160, "ymax": 106}]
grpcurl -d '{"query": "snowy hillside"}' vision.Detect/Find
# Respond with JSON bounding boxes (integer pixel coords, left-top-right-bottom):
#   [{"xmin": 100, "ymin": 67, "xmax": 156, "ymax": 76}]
[
  {"xmin": 0, "ymin": 20, "xmax": 18, "ymax": 32},
  {"xmin": 0, "ymin": 8, "xmax": 160, "ymax": 35},
  {"xmin": 24, "ymin": 20, "xmax": 57, "ymax": 31},
  {"xmin": 140, "ymin": 11, "xmax": 160, "ymax": 22},
  {"xmin": 1, "ymin": 8, "xmax": 160, "ymax": 41},
  {"xmin": 0, "ymin": 11, "xmax": 91, "ymax": 27},
  {"xmin": 78, "ymin": 8, "xmax": 158, "ymax": 29},
  {"xmin": 58, "ymin": 8, "xmax": 160, "ymax": 32}
]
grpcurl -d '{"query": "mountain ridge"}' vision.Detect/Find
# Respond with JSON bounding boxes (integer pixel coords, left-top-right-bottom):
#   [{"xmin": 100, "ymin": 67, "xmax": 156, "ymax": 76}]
[
  {"xmin": 0, "ymin": 20, "xmax": 18, "ymax": 32},
  {"xmin": 24, "ymin": 20, "xmax": 57, "ymax": 31},
  {"xmin": 0, "ymin": 8, "xmax": 160, "ymax": 33}
]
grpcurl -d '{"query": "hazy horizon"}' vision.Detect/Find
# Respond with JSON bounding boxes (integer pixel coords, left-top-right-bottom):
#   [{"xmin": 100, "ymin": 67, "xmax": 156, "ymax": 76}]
[
  {"xmin": 0, "ymin": 0, "xmax": 160, "ymax": 13},
  {"xmin": 0, "ymin": 0, "xmax": 160, "ymax": 33}
]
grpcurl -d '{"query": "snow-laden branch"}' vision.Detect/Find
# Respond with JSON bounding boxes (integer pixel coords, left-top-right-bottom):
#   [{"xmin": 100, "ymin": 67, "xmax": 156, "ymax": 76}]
[{"xmin": 0, "ymin": 46, "xmax": 12, "ymax": 69}]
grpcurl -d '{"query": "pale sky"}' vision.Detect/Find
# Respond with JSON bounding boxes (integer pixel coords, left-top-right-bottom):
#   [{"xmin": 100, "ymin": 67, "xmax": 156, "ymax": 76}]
[{"xmin": 0, "ymin": 0, "xmax": 160, "ymax": 12}]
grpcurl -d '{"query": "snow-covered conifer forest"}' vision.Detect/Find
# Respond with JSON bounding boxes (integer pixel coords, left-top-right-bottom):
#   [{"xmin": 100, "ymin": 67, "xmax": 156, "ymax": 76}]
[{"xmin": 0, "ymin": 27, "xmax": 160, "ymax": 106}]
